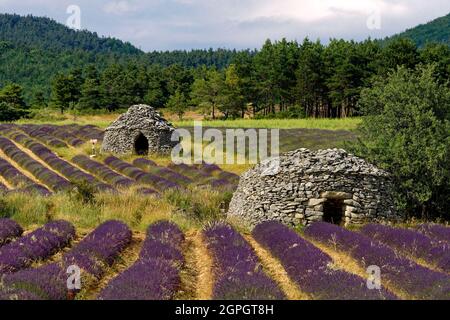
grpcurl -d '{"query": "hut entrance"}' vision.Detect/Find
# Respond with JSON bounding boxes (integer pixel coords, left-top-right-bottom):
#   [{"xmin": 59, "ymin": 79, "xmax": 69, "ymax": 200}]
[
  {"xmin": 323, "ymin": 199, "xmax": 345, "ymax": 225},
  {"xmin": 134, "ymin": 133, "xmax": 149, "ymax": 155}
]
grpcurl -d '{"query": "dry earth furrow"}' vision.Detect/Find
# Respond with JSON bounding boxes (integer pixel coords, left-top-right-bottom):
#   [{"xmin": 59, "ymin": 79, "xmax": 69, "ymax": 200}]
[
  {"xmin": 244, "ymin": 234, "xmax": 310, "ymax": 300},
  {"xmin": 0, "ymin": 173, "xmax": 13, "ymax": 189},
  {"xmin": 184, "ymin": 230, "xmax": 214, "ymax": 300}
]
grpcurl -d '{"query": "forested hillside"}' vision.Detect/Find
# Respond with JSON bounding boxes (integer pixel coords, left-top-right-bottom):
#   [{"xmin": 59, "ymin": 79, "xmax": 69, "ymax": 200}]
[
  {"xmin": 386, "ymin": 12, "xmax": 450, "ymax": 47},
  {"xmin": 1, "ymin": 13, "xmax": 450, "ymax": 120},
  {"xmin": 0, "ymin": 14, "xmax": 241, "ymax": 102}
]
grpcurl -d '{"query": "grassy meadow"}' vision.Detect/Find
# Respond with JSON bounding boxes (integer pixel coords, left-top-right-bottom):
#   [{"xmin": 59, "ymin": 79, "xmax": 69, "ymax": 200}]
[{"xmin": 18, "ymin": 109, "xmax": 362, "ymax": 130}]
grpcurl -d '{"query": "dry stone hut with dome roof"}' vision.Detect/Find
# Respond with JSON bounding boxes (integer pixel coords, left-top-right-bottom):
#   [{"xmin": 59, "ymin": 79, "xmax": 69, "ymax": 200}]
[
  {"xmin": 102, "ymin": 104, "xmax": 177, "ymax": 155},
  {"xmin": 228, "ymin": 148, "xmax": 399, "ymax": 227}
]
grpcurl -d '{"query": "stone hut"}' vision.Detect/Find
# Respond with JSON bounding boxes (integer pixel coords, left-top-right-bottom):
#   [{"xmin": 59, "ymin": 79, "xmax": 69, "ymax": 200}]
[
  {"xmin": 102, "ymin": 104, "xmax": 177, "ymax": 155},
  {"xmin": 228, "ymin": 148, "xmax": 398, "ymax": 227}
]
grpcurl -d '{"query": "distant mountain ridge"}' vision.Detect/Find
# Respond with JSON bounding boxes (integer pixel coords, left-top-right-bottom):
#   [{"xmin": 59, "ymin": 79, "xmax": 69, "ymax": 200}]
[
  {"xmin": 385, "ymin": 12, "xmax": 450, "ymax": 47},
  {"xmin": 0, "ymin": 13, "xmax": 240, "ymax": 101},
  {"xmin": 0, "ymin": 13, "xmax": 142, "ymax": 55}
]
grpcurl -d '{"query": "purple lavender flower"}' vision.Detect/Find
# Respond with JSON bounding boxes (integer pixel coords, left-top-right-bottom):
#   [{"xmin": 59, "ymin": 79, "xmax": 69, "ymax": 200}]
[
  {"xmin": 0, "ymin": 262, "xmax": 67, "ymax": 300},
  {"xmin": 63, "ymin": 220, "xmax": 132, "ymax": 278},
  {"xmin": 98, "ymin": 221, "xmax": 184, "ymax": 300},
  {"xmin": 133, "ymin": 158, "xmax": 193, "ymax": 186},
  {"xmin": 361, "ymin": 224, "xmax": 450, "ymax": 273},
  {"xmin": 105, "ymin": 156, "xmax": 180, "ymax": 192},
  {"xmin": 1, "ymin": 220, "xmax": 132, "ymax": 300},
  {"xmin": 417, "ymin": 224, "xmax": 450, "ymax": 244},
  {"xmin": 305, "ymin": 222, "xmax": 450, "ymax": 300},
  {"xmin": 72, "ymin": 155, "xmax": 136, "ymax": 188},
  {"xmin": 0, "ymin": 220, "xmax": 75, "ymax": 273},
  {"xmin": 204, "ymin": 222, "xmax": 285, "ymax": 300},
  {"xmin": 0, "ymin": 137, "xmax": 72, "ymax": 192},
  {"xmin": 0, "ymin": 219, "xmax": 23, "ymax": 247},
  {"xmin": 253, "ymin": 221, "xmax": 396, "ymax": 300}
]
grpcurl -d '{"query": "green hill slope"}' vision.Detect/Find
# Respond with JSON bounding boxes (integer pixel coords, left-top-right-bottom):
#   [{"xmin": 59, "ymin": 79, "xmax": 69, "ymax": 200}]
[{"xmin": 386, "ymin": 12, "xmax": 450, "ymax": 47}]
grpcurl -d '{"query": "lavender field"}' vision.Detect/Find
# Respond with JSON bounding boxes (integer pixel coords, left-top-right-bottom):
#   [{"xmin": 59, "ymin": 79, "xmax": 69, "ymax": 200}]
[
  {"xmin": 0, "ymin": 123, "xmax": 448, "ymax": 300},
  {"xmin": 0, "ymin": 218, "xmax": 448, "ymax": 300}
]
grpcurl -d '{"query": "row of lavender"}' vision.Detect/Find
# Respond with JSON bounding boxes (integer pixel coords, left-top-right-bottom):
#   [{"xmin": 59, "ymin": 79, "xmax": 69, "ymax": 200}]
[
  {"xmin": 0, "ymin": 220, "xmax": 75, "ymax": 273},
  {"xmin": 104, "ymin": 156, "xmax": 180, "ymax": 192},
  {"xmin": 305, "ymin": 222, "xmax": 450, "ymax": 299},
  {"xmin": 1, "ymin": 129, "xmax": 116, "ymax": 192},
  {"xmin": 72, "ymin": 155, "xmax": 158, "ymax": 195},
  {"xmin": 99, "ymin": 221, "xmax": 185, "ymax": 300},
  {"xmin": 1, "ymin": 123, "xmax": 238, "ymax": 193},
  {"xmin": 0, "ymin": 137, "xmax": 71, "ymax": 192},
  {"xmin": 0, "ymin": 220, "xmax": 132, "ymax": 300},
  {"xmin": 0, "ymin": 218, "xmax": 23, "ymax": 246},
  {"xmin": 0, "ymin": 123, "xmax": 104, "ymax": 148},
  {"xmin": 360, "ymin": 224, "xmax": 449, "ymax": 273},
  {"xmin": 0, "ymin": 157, "xmax": 51, "ymax": 195},
  {"xmin": 204, "ymin": 222, "xmax": 285, "ymax": 299},
  {"xmin": 253, "ymin": 221, "xmax": 397, "ymax": 299}
]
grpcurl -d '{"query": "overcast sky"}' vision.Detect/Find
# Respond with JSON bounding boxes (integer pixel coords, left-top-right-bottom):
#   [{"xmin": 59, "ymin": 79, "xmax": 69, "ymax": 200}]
[{"xmin": 0, "ymin": 0, "xmax": 449, "ymax": 51}]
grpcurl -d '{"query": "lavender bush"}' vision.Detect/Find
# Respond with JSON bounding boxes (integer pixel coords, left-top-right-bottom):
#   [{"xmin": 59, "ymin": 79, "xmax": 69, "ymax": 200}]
[
  {"xmin": 1, "ymin": 220, "xmax": 132, "ymax": 300},
  {"xmin": 305, "ymin": 222, "xmax": 450, "ymax": 299},
  {"xmin": 417, "ymin": 224, "xmax": 450, "ymax": 244},
  {"xmin": 253, "ymin": 221, "xmax": 396, "ymax": 300},
  {"xmin": 168, "ymin": 163, "xmax": 235, "ymax": 190},
  {"xmin": 0, "ymin": 220, "xmax": 75, "ymax": 273},
  {"xmin": 63, "ymin": 220, "xmax": 132, "ymax": 278},
  {"xmin": 0, "ymin": 157, "xmax": 35, "ymax": 186},
  {"xmin": 6, "ymin": 133, "xmax": 113, "ymax": 192},
  {"xmin": 0, "ymin": 262, "xmax": 68, "ymax": 300},
  {"xmin": 133, "ymin": 158, "xmax": 193, "ymax": 186},
  {"xmin": 19, "ymin": 124, "xmax": 67, "ymax": 148},
  {"xmin": 361, "ymin": 224, "xmax": 450, "ymax": 273},
  {"xmin": 60, "ymin": 124, "xmax": 104, "ymax": 141},
  {"xmin": 0, "ymin": 137, "xmax": 71, "ymax": 192},
  {"xmin": 195, "ymin": 162, "xmax": 240, "ymax": 183},
  {"xmin": 0, "ymin": 157, "xmax": 52, "ymax": 195},
  {"xmin": 38, "ymin": 125, "xmax": 85, "ymax": 147},
  {"xmin": 0, "ymin": 219, "xmax": 23, "ymax": 247},
  {"xmin": 99, "ymin": 221, "xmax": 184, "ymax": 300},
  {"xmin": 73, "ymin": 155, "xmax": 136, "ymax": 188},
  {"xmin": 204, "ymin": 222, "xmax": 284, "ymax": 300},
  {"xmin": 105, "ymin": 156, "xmax": 178, "ymax": 192}
]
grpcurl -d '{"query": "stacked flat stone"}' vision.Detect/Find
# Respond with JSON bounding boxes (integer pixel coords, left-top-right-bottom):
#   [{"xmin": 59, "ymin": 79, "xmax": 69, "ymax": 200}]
[
  {"xmin": 228, "ymin": 148, "xmax": 399, "ymax": 227},
  {"xmin": 102, "ymin": 104, "xmax": 177, "ymax": 154}
]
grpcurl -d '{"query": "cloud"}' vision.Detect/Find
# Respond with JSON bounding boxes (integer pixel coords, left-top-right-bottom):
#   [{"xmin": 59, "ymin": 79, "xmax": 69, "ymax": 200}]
[
  {"xmin": 0, "ymin": 0, "xmax": 449, "ymax": 50},
  {"xmin": 103, "ymin": 1, "xmax": 138, "ymax": 15}
]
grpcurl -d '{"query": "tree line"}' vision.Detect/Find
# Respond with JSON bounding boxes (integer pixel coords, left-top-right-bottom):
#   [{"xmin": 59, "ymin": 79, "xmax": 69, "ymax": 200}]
[{"xmin": 1, "ymin": 37, "xmax": 449, "ymax": 120}]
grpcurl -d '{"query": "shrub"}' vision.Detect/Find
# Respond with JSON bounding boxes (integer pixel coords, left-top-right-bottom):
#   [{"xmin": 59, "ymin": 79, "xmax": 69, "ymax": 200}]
[
  {"xmin": 351, "ymin": 64, "xmax": 450, "ymax": 219},
  {"xmin": 0, "ymin": 102, "xmax": 29, "ymax": 122}
]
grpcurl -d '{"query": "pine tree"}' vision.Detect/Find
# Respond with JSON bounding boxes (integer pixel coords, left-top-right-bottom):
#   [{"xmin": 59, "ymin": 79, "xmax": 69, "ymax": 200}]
[
  {"xmin": 166, "ymin": 89, "xmax": 188, "ymax": 120},
  {"xmin": 190, "ymin": 69, "xmax": 224, "ymax": 119}
]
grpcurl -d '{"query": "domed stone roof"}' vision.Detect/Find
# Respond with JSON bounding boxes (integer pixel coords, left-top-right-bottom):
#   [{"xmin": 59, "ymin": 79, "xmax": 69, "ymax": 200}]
[
  {"xmin": 228, "ymin": 148, "xmax": 398, "ymax": 227},
  {"xmin": 102, "ymin": 105, "xmax": 177, "ymax": 155}
]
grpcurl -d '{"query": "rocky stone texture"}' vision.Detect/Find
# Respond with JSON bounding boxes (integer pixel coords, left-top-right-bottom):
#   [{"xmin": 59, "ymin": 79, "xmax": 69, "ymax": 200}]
[
  {"xmin": 102, "ymin": 105, "xmax": 177, "ymax": 155},
  {"xmin": 228, "ymin": 148, "xmax": 399, "ymax": 227}
]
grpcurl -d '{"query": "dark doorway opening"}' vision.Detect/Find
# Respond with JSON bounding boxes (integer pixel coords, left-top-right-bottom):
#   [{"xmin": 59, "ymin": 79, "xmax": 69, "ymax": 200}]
[
  {"xmin": 134, "ymin": 133, "xmax": 149, "ymax": 155},
  {"xmin": 323, "ymin": 199, "xmax": 344, "ymax": 225}
]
